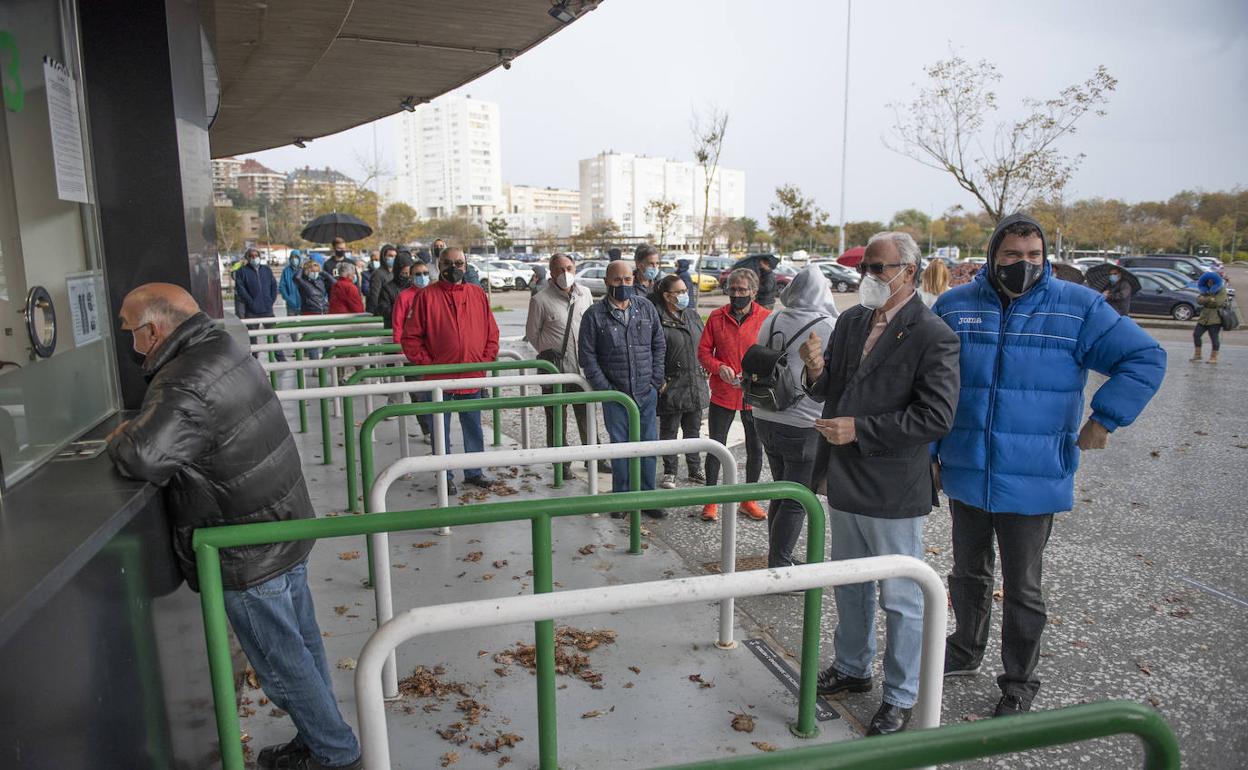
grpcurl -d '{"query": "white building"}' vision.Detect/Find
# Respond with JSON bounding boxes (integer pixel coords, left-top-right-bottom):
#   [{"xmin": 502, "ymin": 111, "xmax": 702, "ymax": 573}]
[
  {"xmin": 389, "ymin": 94, "xmax": 502, "ymax": 221},
  {"xmin": 578, "ymin": 151, "xmax": 745, "ymax": 246},
  {"xmin": 502, "ymin": 184, "xmax": 581, "ymax": 238}
]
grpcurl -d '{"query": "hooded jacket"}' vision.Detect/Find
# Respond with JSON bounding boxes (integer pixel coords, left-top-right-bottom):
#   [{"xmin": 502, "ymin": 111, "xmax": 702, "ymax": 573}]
[
  {"xmin": 650, "ymin": 288, "xmax": 709, "ymax": 415},
  {"xmin": 698, "ymin": 300, "xmax": 771, "ymax": 410},
  {"xmin": 932, "ymin": 213, "xmax": 1167, "ymax": 515},
  {"xmin": 366, "ymin": 262, "xmax": 394, "ymax": 314},
  {"xmin": 107, "ymin": 312, "xmax": 314, "ymax": 591},
  {"xmin": 378, "ymin": 253, "xmax": 416, "ymax": 329},
  {"xmin": 400, "ymin": 279, "xmax": 500, "ymax": 394},
  {"xmin": 279, "ymin": 260, "xmax": 302, "ymax": 312},
  {"xmin": 751, "ymin": 265, "xmax": 839, "ymax": 427},
  {"xmin": 1196, "ymin": 271, "xmax": 1227, "ymax": 326}
]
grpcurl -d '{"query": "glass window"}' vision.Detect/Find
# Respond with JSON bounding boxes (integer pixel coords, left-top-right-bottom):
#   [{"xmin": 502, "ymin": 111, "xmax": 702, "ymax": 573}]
[{"xmin": 0, "ymin": 0, "xmax": 117, "ymax": 487}]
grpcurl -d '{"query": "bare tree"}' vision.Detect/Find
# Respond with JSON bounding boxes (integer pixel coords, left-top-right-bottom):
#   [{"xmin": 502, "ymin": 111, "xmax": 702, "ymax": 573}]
[
  {"xmin": 887, "ymin": 54, "xmax": 1116, "ymax": 221},
  {"xmin": 692, "ymin": 106, "xmax": 729, "ymax": 256},
  {"xmin": 646, "ymin": 198, "xmax": 680, "ymax": 249}
]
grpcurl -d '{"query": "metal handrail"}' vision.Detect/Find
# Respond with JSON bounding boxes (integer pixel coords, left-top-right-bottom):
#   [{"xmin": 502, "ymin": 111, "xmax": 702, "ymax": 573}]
[
  {"xmin": 238, "ymin": 311, "xmax": 372, "ymax": 325},
  {"xmin": 191, "ymin": 481, "xmax": 835, "ymax": 770},
  {"xmin": 354, "ymin": 553, "xmax": 943, "ymax": 770},
  {"xmin": 246, "ymin": 321, "xmax": 383, "ymax": 337},
  {"xmin": 249, "ymin": 333, "xmax": 391, "ymax": 353},
  {"xmin": 365, "ymin": 438, "xmax": 729, "ymax": 699},
  {"xmin": 653, "ymin": 700, "xmax": 1180, "ymax": 770}
]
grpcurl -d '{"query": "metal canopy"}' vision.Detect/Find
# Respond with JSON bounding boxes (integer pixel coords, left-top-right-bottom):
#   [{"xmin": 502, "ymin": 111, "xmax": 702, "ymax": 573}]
[{"xmin": 206, "ymin": 0, "xmax": 594, "ymax": 158}]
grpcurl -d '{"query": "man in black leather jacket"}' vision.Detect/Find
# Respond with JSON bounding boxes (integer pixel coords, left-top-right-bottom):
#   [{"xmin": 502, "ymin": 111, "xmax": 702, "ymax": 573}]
[{"xmin": 107, "ymin": 283, "xmax": 361, "ymax": 770}]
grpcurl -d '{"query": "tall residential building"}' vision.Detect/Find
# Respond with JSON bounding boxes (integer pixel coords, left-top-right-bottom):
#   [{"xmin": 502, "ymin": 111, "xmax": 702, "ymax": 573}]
[
  {"xmin": 286, "ymin": 166, "xmax": 358, "ymax": 222},
  {"xmin": 502, "ymin": 183, "xmax": 581, "ymax": 238},
  {"xmin": 211, "ymin": 157, "xmax": 242, "ymax": 203},
  {"xmin": 236, "ymin": 158, "xmax": 287, "ymax": 201},
  {"xmin": 389, "ymin": 94, "xmax": 502, "ymax": 221},
  {"xmin": 578, "ymin": 151, "xmax": 746, "ymax": 246}
]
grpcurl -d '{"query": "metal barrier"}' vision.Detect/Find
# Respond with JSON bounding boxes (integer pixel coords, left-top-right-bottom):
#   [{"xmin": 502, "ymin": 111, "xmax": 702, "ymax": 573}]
[
  {"xmin": 249, "ymin": 333, "xmax": 391, "ymax": 354},
  {"xmin": 246, "ymin": 321, "xmax": 382, "ymax": 337},
  {"xmin": 192, "ymin": 481, "xmax": 833, "ymax": 770},
  {"xmin": 654, "ymin": 700, "xmax": 1180, "ymax": 770},
  {"xmin": 238, "ymin": 311, "xmax": 373, "ymax": 325},
  {"xmin": 355, "ymin": 553, "xmax": 944, "ymax": 770},
  {"xmin": 365, "ymin": 438, "xmax": 727, "ymax": 698}
]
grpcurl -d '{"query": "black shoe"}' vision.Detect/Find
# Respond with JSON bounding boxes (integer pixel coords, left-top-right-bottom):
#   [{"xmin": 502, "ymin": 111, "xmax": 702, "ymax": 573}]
[
  {"xmin": 280, "ymin": 753, "xmax": 362, "ymax": 770},
  {"xmin": 609, "ymin": 511, "xmax": 626, "ymax": 519},
  {"xmin": 816, "ymin": 666, "xmax": 873, "ymax": 697},
  {"xmin": 596, "ymin": 460, "xmax": 613, "ymax": 474},
  {"xmin": 643, "ymin": 508, "xmax": 668, "ymax": 520},
  {"xmin": 866, "ymin": 702, "xmax": 912, "ymax": 735},
  {"xmin": 993, "ymin": 693, "xmax": 1031, "ymax": 717},
  {"xmin": 687, "ymin": 469, "xmax": 706, "ymax": 484},
  {"xmin": 943, "ymin": 647, "xmax": 982, "ymax": 678},
  {"xmin": 258, "ymin": 740, "xmax": 308, "ymax": 769},
  {"xmin": 464, "ymin": 475, "xmax": 492, "ymax": 489},
  {"xmin": 445, "ymin": 480, "xmax": 458, "ymax": 496}
]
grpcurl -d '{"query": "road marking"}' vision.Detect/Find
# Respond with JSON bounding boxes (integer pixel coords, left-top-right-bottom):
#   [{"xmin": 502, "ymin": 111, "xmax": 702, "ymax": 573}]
[
  {"xmin": 1177, "ymin": 575, "xmax": 1248, "ymax": 609},
  {"xmin": 743, "ymin": 638, "xmax": 839, "ymax": 721}
]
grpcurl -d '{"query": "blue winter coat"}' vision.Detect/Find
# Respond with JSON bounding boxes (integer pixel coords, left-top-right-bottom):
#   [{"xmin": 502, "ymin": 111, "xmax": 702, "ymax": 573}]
[
  {"xmin": 234, "ymin": 263, "xmax": 277, "ymax": 317},
  {"xmin": 578, "ymin": 295, "xmax": 666, "ymax": 398},
  {"xmin": 932, "ymin": 264, "xmax": 1166, "ymax": 514},
  {"xmin": 279, "ymin": 265, "xmax": 302, "ymax": 312}
]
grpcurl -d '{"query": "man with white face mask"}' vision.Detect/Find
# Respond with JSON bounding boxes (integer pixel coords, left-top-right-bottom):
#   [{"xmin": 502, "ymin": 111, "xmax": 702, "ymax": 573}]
[
  {"xmin": 525, "ymin": 253, "xmax": 601, "ymax": 477},
  {"xmin": 798, "ymin": 231, "xmax": 961, "ymax": 736}
]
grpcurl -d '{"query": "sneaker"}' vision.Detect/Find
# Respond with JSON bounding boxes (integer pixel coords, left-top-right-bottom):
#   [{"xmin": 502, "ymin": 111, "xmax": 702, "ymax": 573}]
[
  {"xmin": 993, "ymin": 693, "xmax": 1030, "ymax": 717},
  {"xmin": 701, "ymin": 504, "xmax": 719, "ymax": 521},
  {"xmin": 258, "ymin": 740, "xmax": 308, "ymax": 769},
  {"xmin": 687, "ymin": 469, "xmax": 706, "ymax": 484},
  {"xmin": 284, "ymin": 754, "xmax": 363, "ymax": 770},
  {"xmin": 659, "ymin": 473, "xmax": 677, "ymax": 489},
  {"xmin": 816, "ymin": 666, "xmax": 873, "ymax": 697},
  {"xmin": 422, "ymin": 434, "xmax": 433, "ymax": 445},
  {"xmin": 740, "ymin": 500, "xmax": 767, "ymax": 520},
  {"xmin": 643, "ymin": 508, "xmax": 668, "ymax": 520},
  {"xmin": 464, "ymin": 475, "xmax": 492, "ymax": 489},
  {"xmin": 562, "ymin": 464, "xmax": 579, "ymax": 480}
]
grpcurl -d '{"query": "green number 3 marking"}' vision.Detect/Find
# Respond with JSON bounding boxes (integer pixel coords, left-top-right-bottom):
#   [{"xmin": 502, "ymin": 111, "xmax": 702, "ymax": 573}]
[{"xmin": 0, "ymin": 30, "xmax": 22, "ymax": 113}]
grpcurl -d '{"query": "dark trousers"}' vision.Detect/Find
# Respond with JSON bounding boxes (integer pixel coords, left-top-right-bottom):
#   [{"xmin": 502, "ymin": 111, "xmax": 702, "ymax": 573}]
[
  {"xmin": 1193, "ymin": 322, "xmax": 1222, "ymax": 351},
  {"xmin": 245, "ymin": 314, "xmax": 287, "ymax": 362},
  {"xmin": 947, "ymin": 499, "xmax": 1055, "ymax": 703},
  {"xmin": 403, "ymin": 375, "xmax": 433, "ymax": 436},
  {"xmin": 658, "ymin": 409, "xmax": 703, "ymax": 476},
  {"xmin": 705, "ymin": 402, "xmax": 762, "ymax": 486},
  {"xmin": 755, "ymin": 419, "xmax": 820, "ymax": 567},
  {"xmin": 542, "ymin": 383, "xmax": 593, "ymax": 470}
]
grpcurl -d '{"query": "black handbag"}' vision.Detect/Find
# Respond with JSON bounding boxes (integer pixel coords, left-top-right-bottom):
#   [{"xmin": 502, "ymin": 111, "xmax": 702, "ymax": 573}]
[
  {"xmin": 1219, "ymin": 298, "xmax": 1241, "ymax": 331},
  {"xmin": 741, "ymin": 316, "xmax": 823, "ymax": 412},
  {"xmin": 537, "ymin": 297, "xmax": 577, "ymax": 370}
]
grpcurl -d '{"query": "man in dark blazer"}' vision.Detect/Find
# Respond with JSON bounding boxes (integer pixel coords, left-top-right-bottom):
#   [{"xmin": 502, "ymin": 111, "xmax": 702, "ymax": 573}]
[{"xmin": 799, "ymin": 231, "xmax": 960, "ymax": 736}]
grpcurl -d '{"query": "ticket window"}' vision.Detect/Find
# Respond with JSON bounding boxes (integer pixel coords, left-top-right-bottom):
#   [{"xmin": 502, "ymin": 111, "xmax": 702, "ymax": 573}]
[{"xmin": 0, "ymin": 0, "xmax": 117, "ymax": 489}]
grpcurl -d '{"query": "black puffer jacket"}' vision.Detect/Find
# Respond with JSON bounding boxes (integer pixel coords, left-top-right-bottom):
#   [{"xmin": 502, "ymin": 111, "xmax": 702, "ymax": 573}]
[
  {"xmin": 756, "ymin": 268, "xmax": 778, "ymax": 309},
  {"xmin": 108, "ymin": 312, "xmax": 314, "ymax": 591},
  {"xmin": 652, "ymin": 294, "xmax": 709, "ymax": 415},
  {"xmin": 378, "ymin": 253, "xmax": 416, "ymax": 329}
]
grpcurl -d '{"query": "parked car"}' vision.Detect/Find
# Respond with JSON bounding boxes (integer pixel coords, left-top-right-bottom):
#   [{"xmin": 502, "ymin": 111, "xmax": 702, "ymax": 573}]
[
  {"xmin": 817, "ymin": 262, "xmax": 861, "ymax": 293},
  {"xmin": 1071, "ymin": 256, "xmax": 1117, "ymax": 272},
  {"xmin": 1118, "ymin": 255, "xmax": 1209, "ymax": 283},
  {"xmin": 1129, "ymin": 273, "xmax": 1201, "ymax": 320},
  {"xmin": 577, "ymin": 266, "xmax": 608, "ymax": 297},
  {"xmin": 470, "ymin": 260, "xmax": 526, "ymax": 290},
  {"xmin": 1131, "ymin": 267, "xmax": 1236, "ymax": 298},
  {"xmin": 1194, "ymin": 255, "xmax": 1227, "ymax": 276},
  {"xmin": 773, "ymin": 263, "xmax": 798, "ymax": 290}
]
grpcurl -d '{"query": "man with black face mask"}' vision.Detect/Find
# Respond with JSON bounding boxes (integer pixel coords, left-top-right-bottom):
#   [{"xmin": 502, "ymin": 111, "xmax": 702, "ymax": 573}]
[
  {"xmin": 932, "ymin": 214, "xmax": 1166, "ymax": 718},
  {"xmin": 324, "ymin": 236, "xmax": 351, "ymax": 278}
]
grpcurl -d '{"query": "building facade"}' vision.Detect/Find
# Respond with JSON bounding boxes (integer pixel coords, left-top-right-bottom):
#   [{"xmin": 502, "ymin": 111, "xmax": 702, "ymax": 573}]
[
  {"xmin": 502, "ymin": 183, "xmax": 581, "ymax": 239},
  {"xmin": 211, "ymin": 156, "xmax": 242, "ymax": 203},
  {"xmin": 389, "ymin": 94, "xmax": 502, "ymax": 221},
  {"xmin": 236, "ymin": 158, "xmax": 287, "ymax": 201},
  {"xmin": 578, "ymin": 151, "xmax": 745, "ymax": 247},
  {"xmin": 285, "ymin": 165, "xmax": 358, "ymax": 222}
]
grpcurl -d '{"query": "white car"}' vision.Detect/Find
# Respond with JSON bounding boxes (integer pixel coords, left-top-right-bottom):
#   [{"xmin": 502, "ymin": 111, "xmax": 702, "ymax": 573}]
[{"xmin": 468, "ymin": 261, "xmax": 513, "ymax": 291}]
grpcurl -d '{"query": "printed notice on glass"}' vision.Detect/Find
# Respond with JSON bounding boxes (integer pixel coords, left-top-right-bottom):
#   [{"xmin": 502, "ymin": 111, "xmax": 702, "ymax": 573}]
[
  {"xmin": 43, "ymin": 57, "xmax": 90, "ymax": 204},
  {"xmin": 66, "ymin": 272, "xmax": 101, "ymax": 347}
]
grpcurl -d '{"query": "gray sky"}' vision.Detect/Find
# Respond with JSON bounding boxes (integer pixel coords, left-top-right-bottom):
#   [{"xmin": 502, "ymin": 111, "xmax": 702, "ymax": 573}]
[{"xmin": 249, "ymin": 0, "xmax": 1248, "ymax": 225}]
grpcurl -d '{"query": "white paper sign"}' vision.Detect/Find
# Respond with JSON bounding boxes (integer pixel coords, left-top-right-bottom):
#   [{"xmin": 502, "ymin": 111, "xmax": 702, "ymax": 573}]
[
  {"xmin": 43, "ymin": 57, "xmax": 89, "ymax": 204},
  {"xmin": 66, "ymin": 272, "xmax": 101, "ymax": 346}
]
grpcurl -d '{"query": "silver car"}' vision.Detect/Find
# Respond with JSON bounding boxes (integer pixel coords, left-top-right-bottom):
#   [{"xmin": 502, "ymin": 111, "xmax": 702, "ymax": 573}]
[{"xmin": 577, "ymin": 266, "xmax": 608, "ymax": 297}]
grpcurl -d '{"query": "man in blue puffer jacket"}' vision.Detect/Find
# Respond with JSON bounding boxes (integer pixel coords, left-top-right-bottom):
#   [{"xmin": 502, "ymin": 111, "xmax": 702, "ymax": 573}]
[{"xmin": 932, "ymin": 213, "xmax": 1165, "ymax": 717}]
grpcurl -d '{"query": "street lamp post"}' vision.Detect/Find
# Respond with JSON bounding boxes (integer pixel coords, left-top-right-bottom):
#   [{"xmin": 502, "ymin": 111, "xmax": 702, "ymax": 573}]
[{"xmin": 837, "ymin": 0, "xmax": 852, "ymax": 256}]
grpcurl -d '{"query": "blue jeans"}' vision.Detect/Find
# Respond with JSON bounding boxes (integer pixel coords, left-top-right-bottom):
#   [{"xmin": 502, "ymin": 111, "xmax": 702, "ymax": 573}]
[
  {"xmin": 828, "ymin": 508, "xmax": 926, "ymax": 709},
  {"xmin": 223, "ymin": 562, "xmax": 360, "ymax": 767},
  {"xmin": 441, "ymin": 390, "xmax": 485, "ymax": 481},
  {"xmin": 602, "ymin": 387, "xmax": 657, "ymax": 493}
]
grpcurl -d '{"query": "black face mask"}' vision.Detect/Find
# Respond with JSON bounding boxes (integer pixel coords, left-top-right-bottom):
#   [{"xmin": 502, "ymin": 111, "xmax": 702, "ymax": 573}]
[
  {"xmin": 730, "ymin": 295, "xmax": 752, "ymax": 311},
  {"xmin": 432, "ymin": 246, "xmax": 444, "ymax": 260},
  {"xmin": 441, "ymin": 267, "xmax": 464, "ymax": 284},
  {"xmin": 333, "ymin": 248, "xmax": 346, "ymax": 257},
  {"xmin": 994, "ymin": 260, "xmax": 1044, "ymax": 298},
  {"xmin": 608, "ymin": 284, "xmax": 633, "ymax": 302},
  {"xmin": 393, "ymin": 273, "xmax": 413, "ymax": 288}
]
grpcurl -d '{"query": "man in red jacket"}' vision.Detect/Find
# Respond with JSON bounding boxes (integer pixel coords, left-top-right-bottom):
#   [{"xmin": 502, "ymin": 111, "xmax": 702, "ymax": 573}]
[
  {"xmin": 401, "ymin": 247, "xmax": 499, "ymax": 492},
  {"xmin": 697, "ymin": 267, "xmax": 771, "ymax": 522}
]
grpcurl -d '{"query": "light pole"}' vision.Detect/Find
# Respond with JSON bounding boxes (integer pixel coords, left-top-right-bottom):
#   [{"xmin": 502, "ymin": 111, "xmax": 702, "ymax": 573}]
[{"xmin": 837, "ymin": 0, "xmax": 852, "ymax": 256}]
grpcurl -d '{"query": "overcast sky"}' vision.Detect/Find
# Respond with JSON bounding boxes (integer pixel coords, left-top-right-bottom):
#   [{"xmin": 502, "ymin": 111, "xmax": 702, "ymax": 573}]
[{"xmin": 248, "ymin": 0, "xmax": 1248, "ymax": 225}]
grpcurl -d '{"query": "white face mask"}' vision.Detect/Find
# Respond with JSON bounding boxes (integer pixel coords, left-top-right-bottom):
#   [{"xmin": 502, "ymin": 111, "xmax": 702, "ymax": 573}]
[
  {"xmin": 555, "ymin": 270, "xmax": 576, "ymax": 290},
  {"xmin": 858, "ymin": 269, "xmax": 906, "ymax": 310}
]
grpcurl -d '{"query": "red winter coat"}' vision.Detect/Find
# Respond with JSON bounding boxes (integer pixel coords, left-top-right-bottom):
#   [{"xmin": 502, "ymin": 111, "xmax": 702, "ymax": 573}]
[
  {"xmin": 391, "ymin": 285, "xmax": 421, "ymax": 344},
  {"xmin": 328, "ymin": 277, "xmax": 364, "ymax": 314},
  {"xmin": 697, "ymin": 301, "xmax": 771, "ymax": 410},
  {"xmin": 400, "ymin": 281, "xmax": 499, "ymax": 394}
]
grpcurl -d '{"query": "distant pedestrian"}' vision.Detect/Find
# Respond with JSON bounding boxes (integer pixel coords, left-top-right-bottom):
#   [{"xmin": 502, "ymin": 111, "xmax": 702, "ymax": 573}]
[
  {"xmin": 279, "ymin": 251, "xmax": 304, "ymax": 315},
  {"xmin": 755, "ymin": 257, "xmax": 778, "ymax": 310},
  {"xmin": 366, "ymin": 244, "xmax": 397, "ymax": 314},
  {"xmin": 675, "ymin": 258, "xmax": 700, "ymax": 305},
  {"xmin": 634, "ymin": 244, "xmax": 661, "ymax": 295},
  {"xmin": 650, "ymin": 274, "xmax": 708, "ymax": 489},
  {"xmin": 919, "ymin": 259, "xmax": 950, "ymax": 307},
  {"xmin": 530, "ymin": 263, "xmax": 549, "ymax": 296},
  {"xmin": 328, "ymin": 262, "xmax": 364, "ymax": 314},
  {"xmin": 234, "ymin": 247, "xmax": 284, "ymax": 361},
  {"xmin": 1102, "ymin": 266, "xmax": 1134, "ymax": 316},
  {"xmin": 1192, "ymin": 271, "xmax": 1226, "ymax": 364},
  {"xmin": 389, "ymin": 255, "xmax": 435, "ymax": 442}
]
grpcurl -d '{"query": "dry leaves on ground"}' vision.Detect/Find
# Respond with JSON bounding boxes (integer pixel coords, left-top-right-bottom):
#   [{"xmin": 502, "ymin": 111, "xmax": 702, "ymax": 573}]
[
  {"xmin": 731, "ymin": 712, "xmax": 756, "ymax": 732},
  {"xmin": 462, "ymin": 551, "xmax": 484, "ymax": 562},
  {"xmin": 413, "ymin": 541, "xmax": 438, "ymax": 549},
  {"xmin": 688, "ymin": 674, "xmax": 715, "ymax": 689},
  {"xmin": 1136, "ymin": 660, "xmax": 1153, "ymax": 676},
  {"xmin": 578, "ymin": 544, "xmax": 597, "ymax": 555},
  {"xmin": 338, "ymin": 550, "xmax": 361, "ymax": 561},
  {"xmin": 336, "ymin": 658, "xmax": 357, "ymax": 670},
  {"xmin": 333, "ymin": 605, "xmax": 349, "ymax": 616},
  {"xmin": 440, "ymin": 751, "xmax": 459, "ymax": 767},
  {"xmin": 752, "ymin": 742, "xmax": 778, "ymax": 752},
  {"xmin": 397, "ymin": 665, "xmax": 471, "ymax": 700}
]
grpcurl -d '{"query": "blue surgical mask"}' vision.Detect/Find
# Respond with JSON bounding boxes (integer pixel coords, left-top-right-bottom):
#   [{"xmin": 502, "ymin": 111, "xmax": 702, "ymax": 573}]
[
  {"xmin": 384, "ymin": 256, "xmax": 395, "ymax": 268},
  {"xmin": 1108, "ymin": 274, "xmax": 1120, "ymax": 284},
  {"xmin": 675, "ymin": 293, "xmax": 690, "ymax": 310},
  {"xmin": 289, "ymin": 257, "xmax": 300, "ymax": 267},
  {"xmin": 370, "ymin": 259, "xmax": 380, "ymax": 270},
  {"xmin": 643, "ymin": 266, "xmax": 659, "ymax": 281},
  {"xmin": 413, "ymin": 274, "xmax": 430, "ymax": 288}
]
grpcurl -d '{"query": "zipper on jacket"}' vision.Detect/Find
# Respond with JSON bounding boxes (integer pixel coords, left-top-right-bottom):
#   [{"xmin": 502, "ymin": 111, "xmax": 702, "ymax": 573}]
[{"xmin": 983, "ymin": 290, "xmax": 1014, "ymax": 511}]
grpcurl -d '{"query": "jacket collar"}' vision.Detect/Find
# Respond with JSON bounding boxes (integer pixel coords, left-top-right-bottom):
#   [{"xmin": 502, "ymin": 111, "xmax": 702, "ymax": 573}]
[
  {"xmin": 852, "ymin": 293, "xmax": 924, "ymax": 384},
  {"xmin": 143, "ymin": 312, "xmax": 215, "ymax": 379}
]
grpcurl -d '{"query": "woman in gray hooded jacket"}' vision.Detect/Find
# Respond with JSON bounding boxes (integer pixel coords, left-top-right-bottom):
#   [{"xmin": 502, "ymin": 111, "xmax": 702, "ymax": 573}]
[{"xmin": 751, "ymin": 265, "xmax": 839, "ymax": 568}]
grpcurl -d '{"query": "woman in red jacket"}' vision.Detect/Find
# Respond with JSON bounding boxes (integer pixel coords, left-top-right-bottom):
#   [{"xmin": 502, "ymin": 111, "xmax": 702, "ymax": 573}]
[
  {"xmin": 328, "ymin": 262, "xmax": 365, "ymax": 314},
  {"xmin": 697, "ymin": 267, "xmax": 770, "ymax": 522}
]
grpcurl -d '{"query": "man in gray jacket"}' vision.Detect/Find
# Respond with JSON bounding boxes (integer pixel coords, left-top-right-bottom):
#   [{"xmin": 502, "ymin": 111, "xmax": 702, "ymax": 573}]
[
  {"xmin": 799, "ymin": 232, "xmax": 960, "ymax": 736},
  {"xmin": 751, "ymin": 265, "xmax": 838, "ymax": 569}
]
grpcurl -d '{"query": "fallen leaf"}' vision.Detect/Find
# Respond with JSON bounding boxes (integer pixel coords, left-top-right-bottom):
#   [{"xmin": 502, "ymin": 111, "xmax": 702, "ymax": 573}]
[
  {"xmin": 924, "ymin": 545, "xmax": 942, "ymax": 555},
  {"xmin": 413, "ymin": 541, "xmax": 438, "ymax": 549},
  {"xmin": 623, "ymin": 682, "xmax": 634, "ymax": 689},
  {"xmin": 440, "ymin": 751, "xmax": 459, "ymax": 767},
  {"xmin": 1147, "ymin": 695, "xmax": 1161, "ymax": 707},
  {"xmin": 336, "ymin": 657, "xmax": 357, "ymax": 670},
  {"xmin": 333, "ymin": 605, "xmax": 349, "ymax": 616},
  {"xmin": 731, "ymin": 712, "xmax": 755, "ymax": 732},
  {"xmin": 751, "ymin": 741, "xmax": 778, "ymax": 752},
  {"xmin": 463, "ymin": 551, "xmax": 484, "ymax": 562},
  {"xmin": 961, "ymin": 713, "xmax": 984, "ymax": 722},
  {"xmin": 482, "ymin": 573, "xmax": 494, "ymax": 581},
  {"xmin": 1169, "ymin": 607, "xmax": 1193, "ymax": 619},
  {"xmin": 578, "ymin": 544, "xmax": 597, "ymax": 556},
  {"xmin": 688, "ymin": 674, "xmax": 715, "ymax": 689},
  {"xmin": 581, "ymin": 710, "xmax": 604, "ymax": 719},
  {"xmin": 1071, "ymin": 640, "xmax": 1090, "ymax": 649},
  {"xmin": 493, "ymin": 560, "xmax": 509, "ymax": 569},
  {"xmin": 1136, "ymin": 660, "xmax": 1153, "ymax": 676},
  {"xmin": 497, "ymin": 757, "xmax": 511, "ymax": 767},
  {"xmin": 338, "ymin": 550, "xmax": 361, "ymax": 561},
  {"xmin": 628, "ymin": 666, "xmax": 641, "ymax": 674},
  {"xmin": 992, "ymin": 588, "xmax": 1004, "ymax": 601}
]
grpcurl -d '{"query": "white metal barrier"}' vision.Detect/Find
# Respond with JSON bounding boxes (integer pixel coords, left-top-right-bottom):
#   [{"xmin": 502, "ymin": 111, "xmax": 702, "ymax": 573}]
[
  {"xmin": 246, "ymin": 321, "xmax": 383, "ymax": 337},
  {"xmin": 355, "ymin": 557, "xmax": 948, "ymax": 769},
  {"xmin": 249, "ymin": 336, "xmax": 391, "ymax": 354},
  {"xmin": 238, "ymin": 312, "xmax": 371, "ymax": 325},
  {"xmin": 260, "ymin": 354, "xmax": 408, "ymax": 373},
  {"xmin": 365, "ymin": 439, "xmax": 736, "ymax": 699}
]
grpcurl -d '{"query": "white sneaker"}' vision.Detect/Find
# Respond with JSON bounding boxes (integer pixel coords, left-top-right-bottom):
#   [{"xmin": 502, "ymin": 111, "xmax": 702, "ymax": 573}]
[{"xmin": 660, "ymin": 473, "xmax": 677, "ymax": 489}]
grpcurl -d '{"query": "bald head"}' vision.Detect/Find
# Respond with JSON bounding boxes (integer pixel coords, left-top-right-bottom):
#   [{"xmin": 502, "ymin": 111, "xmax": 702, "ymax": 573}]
[
  {"xmin": 120, "ymin": 283, "xmax": 200, "ymax": 357},
  {"xmin": 606, "ymin": 260, "xmax": 632, "ymax": 282}
]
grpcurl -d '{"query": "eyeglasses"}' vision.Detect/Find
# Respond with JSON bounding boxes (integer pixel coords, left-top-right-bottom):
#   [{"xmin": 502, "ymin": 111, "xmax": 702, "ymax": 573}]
[
  {"xmin": 727, "ymin": 288, "xmax": 754, "ymax": 296},
  {"xmin": 859, "ymin": 262, "xmax": 904, "ymax": 275}
]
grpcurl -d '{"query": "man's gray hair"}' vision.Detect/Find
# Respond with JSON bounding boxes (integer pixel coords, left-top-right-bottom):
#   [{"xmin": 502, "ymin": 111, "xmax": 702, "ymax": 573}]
[
  {"xmin": 137, "ymin": 296, "xmax": 195, "ymax": 331},
  {"xmin": 866, "ymin": 231, "xmax": 921, "ymax": 265},
  {"xmin": 728, "ymin": 267, "xmax": 759, "ymax": 291},
  {"xmin": 549, "ymin": 252, "xmax": 573, "ymax": 270},
  {"xmin": 336, "ymin": 261, "xmax": 356, "ymax": 278}
]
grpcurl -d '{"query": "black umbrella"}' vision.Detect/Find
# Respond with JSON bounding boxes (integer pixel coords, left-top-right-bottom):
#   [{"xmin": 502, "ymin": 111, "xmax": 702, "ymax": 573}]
[
  {"xmin": 1051, "ymin": 262, "xmax": 1086, "ymax": 285},
  {"xmin": 300, "ymin": 212, "xmax": 373, "ymax": 244},
  {"xmin": 1086, "ymin": 263, "xmax": 1140, "ymax": 293},
  {"xmin": 731, "ymin": 254, "xmax": 779, "ymax": 273}
]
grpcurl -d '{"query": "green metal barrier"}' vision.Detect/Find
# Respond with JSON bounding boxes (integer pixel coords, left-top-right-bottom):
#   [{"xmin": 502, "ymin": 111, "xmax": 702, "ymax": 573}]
[
  {"xmin": 299, "ymin": 329, "xmax": 390, "ymax": 342},
  {"xmin": 656, "ymin": 700, "xmax": 1180, "ymax": 770},
  {"xmin": 316, "ymin": 345, "xmax": 405, "ymax": 462},
  {"xmin": 192, "ymin": 482, "xmax": 826, "ymax": 770},
  {"xmin": 343, "ymin": 361, "xmax": 560, "ymax": 504}
]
